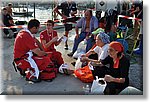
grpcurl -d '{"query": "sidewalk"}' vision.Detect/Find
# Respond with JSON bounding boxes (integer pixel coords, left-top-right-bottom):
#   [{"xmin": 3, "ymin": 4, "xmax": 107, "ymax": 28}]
[{"xmin": 0, "ymin": 27, "xmax": 143, "ymax": 95}]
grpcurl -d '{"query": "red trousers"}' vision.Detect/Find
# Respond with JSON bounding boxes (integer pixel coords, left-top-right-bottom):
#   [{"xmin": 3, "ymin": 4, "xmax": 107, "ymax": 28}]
[
  {"xmin": 15, "ymin": 55, "xmax": 51, "ymax": 71},
  {"xmin": 48, "ymin": 51, "xmax": 64, "ymax": 67}
]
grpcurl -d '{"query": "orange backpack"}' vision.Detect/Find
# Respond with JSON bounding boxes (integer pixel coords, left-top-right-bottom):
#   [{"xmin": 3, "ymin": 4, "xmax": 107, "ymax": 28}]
[{"xmin": 74, "ymin": 66, "xmax": 94, "ymax": 83}]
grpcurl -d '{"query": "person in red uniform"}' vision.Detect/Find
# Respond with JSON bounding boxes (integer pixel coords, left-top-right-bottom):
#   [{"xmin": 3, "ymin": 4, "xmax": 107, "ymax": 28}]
[
  {"xmin": 40, "ymin": 20, "xmax": 64, "ymax": 68},
  {"xmin": 13, "ymin": 19, "xmax": 51, "ymax": 82}
]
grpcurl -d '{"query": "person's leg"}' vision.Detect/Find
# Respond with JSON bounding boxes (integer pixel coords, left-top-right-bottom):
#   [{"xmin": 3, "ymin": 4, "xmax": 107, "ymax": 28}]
[
  {"xmin": 11, "ymin": 28, "xmax": 17, "ymax": 38},
  {"xmin": 104, "ymin": 83, "xmax": 122, "ymax": 95},
  {"xmin": 64, "ymin": 31, "xmax": 69, "ymax": 50},
  {"xmin": 64, "ymin": 24, "xmax": 72, "ymax": 50},
  {"xmin": 51, "ymin": 51, "xmax": 64, "ymax": 68},
  {"xmin": 73, "ymin": 32, "xmax": 86, "ymax": 53},
  {"xmin": 3, "ymin": 29, "xmax": 12, "ymax": 38},
  {"xmin": 67, "ymin": 32, "xmax": 86, "ymax": 57},
  {"xmin": 91, "ymin": 66, "xmax": 107, "ymax": 79},
  {"xmin": 15, "ymin": 59, "xmax": 31, "ymax": 71},
  {"xmin": 33, "ymin": 56, "xmax": 51, "ymax": 71},
  {"xmin": 86, "ymin": 36, "xmax": 95, "ymax": 52},
  {"xmin": 15, "ymin": 59, "xmax": 41, "ymax": 82}
]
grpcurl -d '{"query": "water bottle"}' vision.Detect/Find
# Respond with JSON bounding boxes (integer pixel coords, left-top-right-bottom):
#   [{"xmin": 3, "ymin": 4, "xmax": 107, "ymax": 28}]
[
  {"xmin": 84, "ymin": 39, "xmax": 87, "ymax": 45},
  {"xmin": 83, "ymin": 85, "xmax": 90, "ymax": 95}
]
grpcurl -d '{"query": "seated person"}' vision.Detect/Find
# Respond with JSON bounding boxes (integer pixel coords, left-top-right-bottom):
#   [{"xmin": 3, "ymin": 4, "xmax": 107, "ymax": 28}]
[
  {"xmin": 81, "ymin": 32, "xmax": 110, "ymax": 78},
  {"xmin": 107, "ymin": 24, "xmax": 117, "ymax": 42},
  {"xmin": 101, "ymin": 41, "xmax": 130, "ymax": 95},
  {"xmin": 40, "ymin": 20, "xmax": 64, "ymax": 68},
  {"xmin": 81, "ymin": 32, "xmax": 110, "ymax": 62},
  {"xmin": 13, "ymin": 19, "xmax": 51, "ymax": 82},
  {"xmin": 67, "ymin": 9, "xmax": 98, "ymax": 57},
  {"xmin": 1, "ymin": 8, "xmax": 17, "ymax": 38}
]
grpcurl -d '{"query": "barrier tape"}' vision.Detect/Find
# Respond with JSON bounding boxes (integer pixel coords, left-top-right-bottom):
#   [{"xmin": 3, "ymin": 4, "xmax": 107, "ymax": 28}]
[
  {"xmin": 0, "ymin": 10, "xmax": 87, "ymax": 29},
  {"xmin": 118, "ymin": 15, "xmax": 142, "ymax": 21},
  {"xmin": 0, "ymin": 17, "xmax": 76, "ymax": 29},
  {"xmin": 0, "ymin": 23, "xmax": 62, "ymax": 29}
]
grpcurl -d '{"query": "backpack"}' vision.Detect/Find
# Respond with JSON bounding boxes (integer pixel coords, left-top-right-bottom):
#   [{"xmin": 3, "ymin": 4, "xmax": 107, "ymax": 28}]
[
  {"xmin": 39, "ymin": 67, "xmax": 58, "ymax": 82},
  {"xmin": 26, "ymin": 62, "xmax": 58, "ymax": 82}
]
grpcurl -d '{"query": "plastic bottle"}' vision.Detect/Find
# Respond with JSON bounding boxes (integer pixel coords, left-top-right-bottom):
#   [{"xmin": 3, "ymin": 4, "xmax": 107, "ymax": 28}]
[
  {"xmin": 84, "ymin": 39, "xmax": 87, "ymax": 45},
  {"xmin": 84, "ymin": 84, "xmax": 90, "ymax": 95}
]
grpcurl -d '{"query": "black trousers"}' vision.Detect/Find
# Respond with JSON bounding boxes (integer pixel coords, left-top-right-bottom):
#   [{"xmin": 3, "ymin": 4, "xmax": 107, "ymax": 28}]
[
  {"xmin": 3, "ymin": 28, "xmax": 17, "ymax": 35},
  {"xmin": 91, "ymin": 66, "xmax": 108, "ymax": 79},
  {"xmin": 3, "ymin": 24, "xmax": 17, "ymax": 35}
]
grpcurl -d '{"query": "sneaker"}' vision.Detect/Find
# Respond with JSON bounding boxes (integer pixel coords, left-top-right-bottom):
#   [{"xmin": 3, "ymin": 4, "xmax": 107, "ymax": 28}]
[
  {"xmin": 26, "ymin": 77, "xmax": 41, "ymax": 83},
  {"xmin": 64, "ymin": 45, "xmax": 68, "ymax": 50},
  {"xmin": 67, "ymin": 52, "xmax": 74, "ymax": 57}
]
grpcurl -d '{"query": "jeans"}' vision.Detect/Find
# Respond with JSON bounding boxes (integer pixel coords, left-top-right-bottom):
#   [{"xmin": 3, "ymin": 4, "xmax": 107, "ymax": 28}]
[{"xmin": 72, "ymin": 32, "xmax": 95, "ymax": 53}]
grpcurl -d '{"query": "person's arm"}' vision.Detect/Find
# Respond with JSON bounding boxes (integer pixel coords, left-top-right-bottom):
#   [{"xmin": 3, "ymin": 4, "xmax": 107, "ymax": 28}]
[
  {"xmin": 53, "ymin": 31, "xmax": 61, "ymax": 46},
  {"xmin": 53, "ymin": 6, "xmax": 63, "ymax": 17},
  {"xmin": 8, "ymin": 15, "xmax": 14, "ymax": 25},
  {"xmin": 104, "ymin": 75, "xmax": 125, "ymax": 83},
  {"xmin": 93, "ymin": 17, "xmax": 99, "ymax": 31},
  {"xmin": 53, "ymin": 5, "xmax": 67, "ymax": 19},
  {"xmin": 41, "ymin": 37, "xmax": 58, "ymax": 49},
  {"xmin": 80, "ymin": 49, "xmax": 96, "ymax": 62},
  {"xmin": 75, "ymin": 26, "xmax": 79, "ymax": 39},
  {"xmin": 31, "ymin": 48, "xmax": 47, "ymax": 56},
  {"xmin": 55, "ymin": 37, "xmax": 62, "ymax": 46},
  {"xmin": 70, "ymin": 11, "xmax": 77, "ymax": 16},
  {"xmin": 85, "ymin": 50, "xmax": 96, "ymax": 57},
  {"xmin": 34, "ymin": 38, "xmax": 44, "ymax": 51},
  {"xmin": 80, "ymin": 56, "xmax": 100, "ymax": 63},
  {"xmin": 87, "ymin": 58, "xmax": 101, "ymax": 63},
  {"xmin": 75, "ymin": 17, "xmax": 83, "ymax": 39},
  {"xmin": 130, "ymin": 6, "xmax": 140, "ymax": 15}
]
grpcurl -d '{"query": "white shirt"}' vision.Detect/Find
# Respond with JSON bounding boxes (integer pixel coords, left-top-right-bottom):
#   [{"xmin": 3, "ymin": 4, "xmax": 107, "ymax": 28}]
[{"xmin": 93, "ymin": 44, "xmax": 109, "ymax": 61}]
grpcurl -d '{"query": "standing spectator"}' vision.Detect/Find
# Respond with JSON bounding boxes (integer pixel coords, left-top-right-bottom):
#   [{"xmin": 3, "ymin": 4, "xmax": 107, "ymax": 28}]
[
  {"xmin": 13, "ymin": 19, "xmax": 51, "ymax": 82},
  {"xmin": 67, "ymin": 9, "xmax": 98, "ymax": 57},
  {"xmin": 53, "ymin": 0, "xmax": 77, "ymax": 50},
  {"xmin": 6, "ymin": 3, "xmax": 13, "ymax": 16},
  {"xmin": 1, "ymin": 8, "xmax": 17, "ymax": 38},
  {"xmin": 130, "ymin": 1, "xmax": 143, "ymax": 39},
  {"xmin": 101, "ymin": 41, "xmax": 130, "ymax": 95},
  {"xmin": 119, "ymin": 1, "xmax": 133, "ymax": 28},
  {"xmin": 104, "ymin": 9, "xmax": 118, "ymax": 33},
  {"xmin": 40, "ymin": 20, "xmax": 64, "ymax": 68}
]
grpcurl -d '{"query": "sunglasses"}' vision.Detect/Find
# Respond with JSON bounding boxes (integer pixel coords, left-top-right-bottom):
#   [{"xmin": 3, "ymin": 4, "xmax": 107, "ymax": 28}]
[
  {"xmin": 46, "ymin": 24, "xmax": 53, "ymax": 26},
  {"xmin": 108, "ymin": 48, "xmax": 116, "ymax": 52}
]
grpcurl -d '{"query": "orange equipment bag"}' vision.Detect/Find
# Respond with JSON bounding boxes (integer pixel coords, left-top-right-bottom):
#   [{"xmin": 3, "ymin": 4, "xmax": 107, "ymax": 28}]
[{"xmin": 74, "ymin": 66, "xmax": 94, "ymax": 83}]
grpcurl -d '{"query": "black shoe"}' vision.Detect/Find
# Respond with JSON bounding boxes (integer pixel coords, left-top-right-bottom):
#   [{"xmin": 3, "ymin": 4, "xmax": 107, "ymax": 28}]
[
  {"xmin": 64, "ymin": 45, "xmax": 68, "ymax": 50},
  {"xmin": 71, "ymin": 62, "xmax": 76, "ymax": 66},
  {"xmin": 6, "ymin": 34, "xmax": 12, "ymax": 39},
  {"xmin": 17, "ymin": 67, "xmax": 26, "ymax": 77},
  {"xmin": 13, "ymin": 32, "xmax": 18, "ymax": 38},
  {"xmin": 26, "ymin": 77, "xmax": 41, "ymax": 83},
  {"xmin": 67, "ymin": 52, "xmax": 74, "ymax": 57},
  {"xmin": 43, "ymin": 79, "xmax": 53, "ymax": 82}
]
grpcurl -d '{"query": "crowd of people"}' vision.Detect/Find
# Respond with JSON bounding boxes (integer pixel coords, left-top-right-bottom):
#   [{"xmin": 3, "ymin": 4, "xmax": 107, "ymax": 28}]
[{"xmin": 8, "ymin": 0, "xmax": 143, "ymax": 95}]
